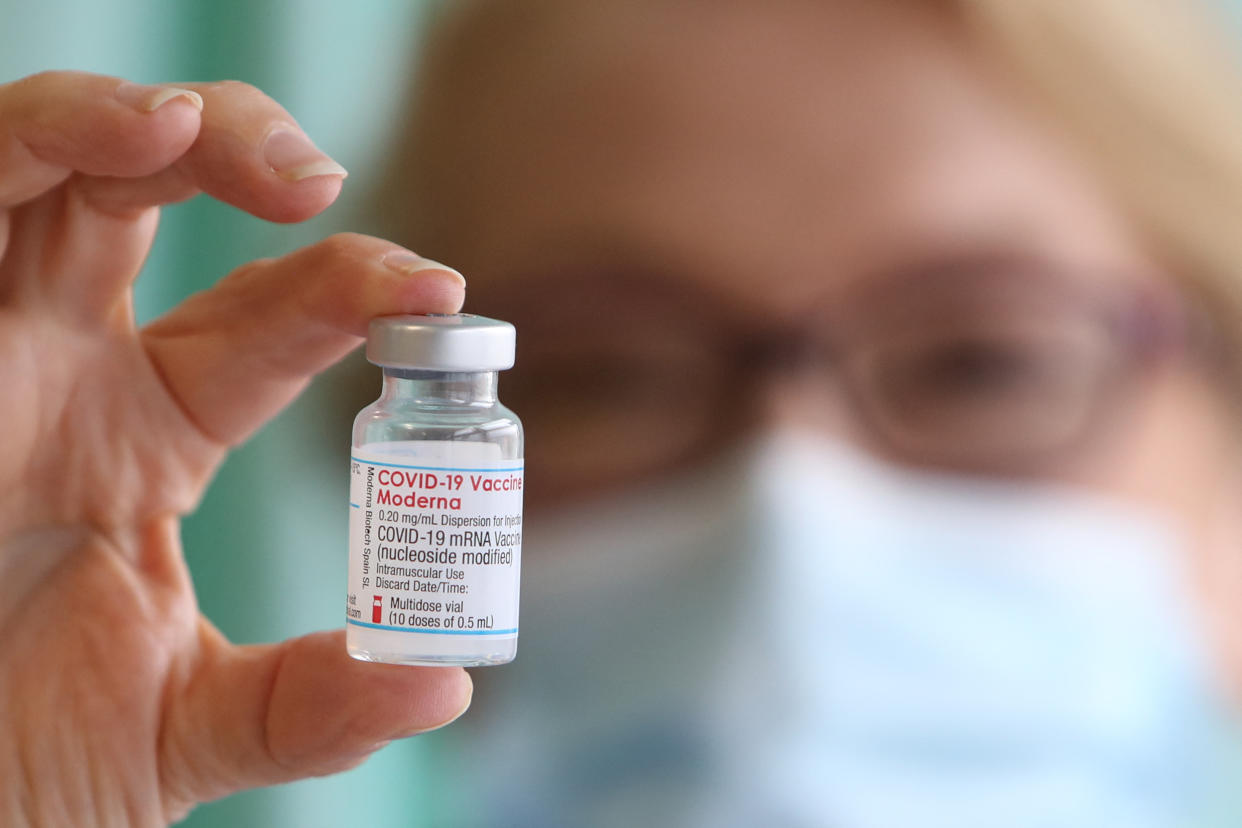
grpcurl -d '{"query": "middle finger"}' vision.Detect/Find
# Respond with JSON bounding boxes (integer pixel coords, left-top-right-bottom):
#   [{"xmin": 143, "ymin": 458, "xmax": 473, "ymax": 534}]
[
  {"xmin": 73, "ymin": 79, "xmax": 347, "ymax": 223},
  {"xmin": 13, "ymin": 79, "xmax": 350, "ymax": 324}
]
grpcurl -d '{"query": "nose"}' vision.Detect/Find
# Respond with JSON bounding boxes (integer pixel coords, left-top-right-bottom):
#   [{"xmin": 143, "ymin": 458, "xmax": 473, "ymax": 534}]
[{"xmin": 744, "ymin": 348, "xmax": 859, "ymax": 444}]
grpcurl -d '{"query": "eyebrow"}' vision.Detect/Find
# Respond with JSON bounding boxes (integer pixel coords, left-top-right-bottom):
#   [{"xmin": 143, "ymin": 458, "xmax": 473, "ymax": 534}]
[
  {"xmin": 824, "ymin": 247, "xmax": 1085, "ymax": 315},
  {"xmin": 490, "ymin": 249, "xmax": 745, "ymax": 330},
  {"xmin": 488, "ymin": 233, "xmax": 1101, "ymax": 340}
]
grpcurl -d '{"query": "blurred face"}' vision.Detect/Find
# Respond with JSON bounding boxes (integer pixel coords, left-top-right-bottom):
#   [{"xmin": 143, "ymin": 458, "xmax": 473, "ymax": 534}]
[{"xmin": 404, "ymin": 0, "xmax": 1242, "ymax": 675}]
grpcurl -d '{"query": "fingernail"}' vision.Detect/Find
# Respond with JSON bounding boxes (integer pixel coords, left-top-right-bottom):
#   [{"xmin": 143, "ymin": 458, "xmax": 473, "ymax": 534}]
[
  {"xmin": 262, "ymin": 127, "xmax": 348, "ymax": 182},
  {"xmin": 115, "ymin": 82, "xmax": 204, "ymax": 113},
  {"xmin": 383, "ymin": 251, "xmax": 466, "ymax": 287}
]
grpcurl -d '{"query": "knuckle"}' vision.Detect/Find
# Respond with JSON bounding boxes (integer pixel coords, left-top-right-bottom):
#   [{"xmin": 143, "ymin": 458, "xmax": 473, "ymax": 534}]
[
  {"xmin": 313, "ymin": 231, "xmax": 374, "ymax": 263},
  {"xmin": 231, "ymin": 256, "xmax": 277, "ymax": 281},
  {"xmin": 300, "ymin": 235, "xmax": 384, "ymax": 322},
  {"xmin": 20, "ymin": 68, "xmax": 80, "ymax": 86},
  {"xmin": 212, "ymin": 256, "xmax": 278, "ymax": 299},
  {"xmin": 207, "ymin": 79, "xmax": 257, "ymax": 95},
  {"xmin": 205, "ymin": 79, "xmax": 281, "ymax": 111},
  {"xmin": 13, "ymin": 69, "xmax": 55, "ymax": 91},
  {"xmin": 6, "ymin": 69, "xmax": 84, "ymax": 102}
]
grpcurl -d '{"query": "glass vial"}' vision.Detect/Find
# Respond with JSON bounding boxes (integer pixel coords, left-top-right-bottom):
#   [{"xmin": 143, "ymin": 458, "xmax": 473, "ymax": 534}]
[{"xmin": 347, "ymin": 314, "xmax": 523, "ymax": 666}]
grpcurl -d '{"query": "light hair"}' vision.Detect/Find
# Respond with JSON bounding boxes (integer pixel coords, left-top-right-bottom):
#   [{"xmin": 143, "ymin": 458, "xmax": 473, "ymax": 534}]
[
  {"xmin": 395, "ymin": 0, "xmax": 1242, "ymax": 358},
  {"xmin": 953, "ymin": 0, "xmax": 1242, "ymax": 357}
]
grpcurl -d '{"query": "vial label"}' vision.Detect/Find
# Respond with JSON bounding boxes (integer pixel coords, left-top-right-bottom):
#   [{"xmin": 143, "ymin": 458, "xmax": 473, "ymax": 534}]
[{"xmin": 347, "ymin": 441, "xmax": 523, "ymax": 657}]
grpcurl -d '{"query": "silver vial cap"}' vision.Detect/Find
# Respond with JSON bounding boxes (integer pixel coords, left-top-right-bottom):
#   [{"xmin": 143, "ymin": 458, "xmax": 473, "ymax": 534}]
[{"xmin": 366, "ymin": 313, "xmax": 516, "ymax": 372}]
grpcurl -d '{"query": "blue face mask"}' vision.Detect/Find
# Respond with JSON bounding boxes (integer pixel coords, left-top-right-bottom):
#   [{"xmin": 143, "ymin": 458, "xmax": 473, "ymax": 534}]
[{"xmin": 447, "ymin": 433, "xmax": 1242, "ymax": 828}]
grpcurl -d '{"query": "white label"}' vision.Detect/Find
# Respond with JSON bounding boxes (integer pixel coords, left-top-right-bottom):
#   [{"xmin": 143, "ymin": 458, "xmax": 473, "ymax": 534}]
[{"xmin": 347, "ymin": 441, "xmax": 523, "ymax": 646}]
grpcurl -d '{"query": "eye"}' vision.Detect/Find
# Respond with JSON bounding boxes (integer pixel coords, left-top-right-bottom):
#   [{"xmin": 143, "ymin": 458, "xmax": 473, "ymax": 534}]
[
  {"xmin": 842, "ymin": 321, "xmax": 1118, "ymax": 469},
  {"xmin": 889, "ymin": 338, "xmax": 1055, "ymax": 403}
]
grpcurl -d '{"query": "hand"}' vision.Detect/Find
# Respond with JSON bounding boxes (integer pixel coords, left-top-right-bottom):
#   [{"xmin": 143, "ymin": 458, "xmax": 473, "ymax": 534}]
[{"xmin": 0, "ymin": 71, "xmax": 472, "ymax": 826}]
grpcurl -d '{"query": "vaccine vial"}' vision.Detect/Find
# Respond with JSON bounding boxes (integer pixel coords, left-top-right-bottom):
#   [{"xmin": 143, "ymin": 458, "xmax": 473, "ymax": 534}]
[{"xmin": 347, "ymin": 314, "xmax": 523, "ymax": 666}]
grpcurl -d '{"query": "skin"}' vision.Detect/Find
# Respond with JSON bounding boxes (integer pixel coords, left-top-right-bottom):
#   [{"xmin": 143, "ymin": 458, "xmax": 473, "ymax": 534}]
[
  {"xmin": 0, "ymin": 72, "xmax": 473, "ymax": 825},
  {"xmin": 401, "ymin": 0, "xmax": 1242, "ymax": 690}
]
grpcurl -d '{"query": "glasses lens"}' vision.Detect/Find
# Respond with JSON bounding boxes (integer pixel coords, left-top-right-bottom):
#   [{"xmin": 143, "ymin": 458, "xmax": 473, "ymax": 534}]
[
  {"xmin": 506, "ymin": 340, "xmax": 733, "ymax": 493},
  {"xmin": 840, "ymin": 313, "xmax": 1122, "ymax": 470}
]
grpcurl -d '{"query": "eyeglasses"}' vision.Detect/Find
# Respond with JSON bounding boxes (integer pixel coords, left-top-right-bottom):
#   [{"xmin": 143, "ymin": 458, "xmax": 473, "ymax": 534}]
[{"xmin": 499, "ymin": 267, "xmax": 1194, "ymax": 493}]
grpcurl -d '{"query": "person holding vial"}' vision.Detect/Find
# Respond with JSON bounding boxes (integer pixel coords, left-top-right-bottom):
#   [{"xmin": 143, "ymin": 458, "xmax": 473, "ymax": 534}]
[{"xmin": 380, "ymin": 0, "xmax": 1242, "ymax": 825}]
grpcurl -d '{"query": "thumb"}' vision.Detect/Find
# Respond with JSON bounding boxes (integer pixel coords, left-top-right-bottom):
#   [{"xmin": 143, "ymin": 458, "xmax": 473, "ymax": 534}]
[{"xmin": 159, "ymin": 627, "xmax": 472, "ymax": 815}]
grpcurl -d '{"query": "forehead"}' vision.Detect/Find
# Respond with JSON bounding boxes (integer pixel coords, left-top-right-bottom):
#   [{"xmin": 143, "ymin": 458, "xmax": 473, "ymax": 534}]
[{"xmin": 416, "ymin": 0, "xmax": 1151, "ymax": 317}]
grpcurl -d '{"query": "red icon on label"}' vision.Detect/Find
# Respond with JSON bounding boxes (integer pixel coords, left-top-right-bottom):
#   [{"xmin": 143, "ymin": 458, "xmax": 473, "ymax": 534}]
[{"xmin": 372, "ymin": 595, "xmax": 383, "ymax": 624}]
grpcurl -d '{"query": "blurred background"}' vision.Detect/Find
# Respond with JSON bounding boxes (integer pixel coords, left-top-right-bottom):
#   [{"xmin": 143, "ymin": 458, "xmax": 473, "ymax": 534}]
[
  {"xmin": 4, "ymin": 1, "xmax": 1242, "ymax": 827},
  {"xmin": 0, "ymin": 2, "xmax": 456, "ymax": 825}
]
